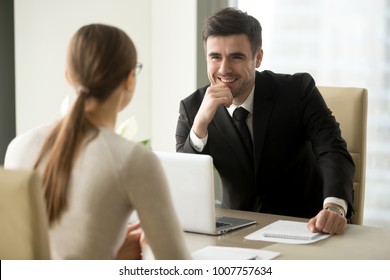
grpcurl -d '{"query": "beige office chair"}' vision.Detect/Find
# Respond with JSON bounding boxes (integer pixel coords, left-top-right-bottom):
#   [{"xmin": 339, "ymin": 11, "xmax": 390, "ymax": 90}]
[
  {"xmin": 318, "ymin": 86, "xmax": 368, "ymax": 225},
  {"xmin": 0, "ymin": 167, "xmax": 50, "ymax": 259}
]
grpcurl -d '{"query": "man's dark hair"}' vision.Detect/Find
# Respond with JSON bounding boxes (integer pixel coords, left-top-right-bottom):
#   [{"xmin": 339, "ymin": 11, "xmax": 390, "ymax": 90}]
[{"xmin": 202, "ymin": 7, "xmax": 262, "ymax": 56}]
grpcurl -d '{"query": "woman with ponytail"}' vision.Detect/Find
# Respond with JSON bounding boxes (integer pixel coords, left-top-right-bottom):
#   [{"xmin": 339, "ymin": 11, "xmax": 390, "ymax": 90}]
[{"xmin": 5, "ymin": 24, "xmax": 191, "ymax": 260}]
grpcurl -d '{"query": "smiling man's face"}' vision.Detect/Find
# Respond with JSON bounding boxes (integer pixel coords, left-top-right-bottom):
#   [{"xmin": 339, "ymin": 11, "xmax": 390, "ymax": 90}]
[{"xmin": 205, "ymin": 34, "xmax": 263, "ymax": 104}]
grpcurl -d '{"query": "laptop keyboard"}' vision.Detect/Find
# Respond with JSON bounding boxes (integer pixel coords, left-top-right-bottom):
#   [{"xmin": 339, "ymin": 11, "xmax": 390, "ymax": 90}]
[{"xmin": 216, "ymin": 221, "xmax": 232, "ymax": 228}]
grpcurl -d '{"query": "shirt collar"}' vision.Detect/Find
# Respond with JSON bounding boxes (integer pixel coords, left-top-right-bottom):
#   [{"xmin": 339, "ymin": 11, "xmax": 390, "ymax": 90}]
[{"xmin": 227, "ymin": 86, "xmax": 255, "ymax": 117}]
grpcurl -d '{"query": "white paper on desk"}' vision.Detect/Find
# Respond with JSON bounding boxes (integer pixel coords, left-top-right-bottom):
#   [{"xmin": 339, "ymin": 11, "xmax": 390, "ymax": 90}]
[
  {"xmin": 244, "ymin": 220, "xmax": 330, "ymax": 244},
  {"xmin": 192, "ymin": 246, "xmax": 280, "ymax": 260}
]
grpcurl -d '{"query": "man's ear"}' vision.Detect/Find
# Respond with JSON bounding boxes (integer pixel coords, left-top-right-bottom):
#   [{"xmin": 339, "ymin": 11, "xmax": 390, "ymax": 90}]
[{"xmin": 256, "ymin": 48, "xmax": 263, "ymax": 68}]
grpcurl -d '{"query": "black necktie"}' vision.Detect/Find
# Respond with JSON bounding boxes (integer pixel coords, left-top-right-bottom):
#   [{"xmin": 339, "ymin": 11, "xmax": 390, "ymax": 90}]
[{"xmin": 233, "ymin": 107, "xmax": 253, "ymax": 159}]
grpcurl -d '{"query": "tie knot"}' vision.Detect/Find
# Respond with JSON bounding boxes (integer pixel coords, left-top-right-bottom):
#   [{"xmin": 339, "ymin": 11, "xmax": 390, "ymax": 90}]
[{"xmin": 233, "ymin": 107, "xmax": 249, "ymax": 122}]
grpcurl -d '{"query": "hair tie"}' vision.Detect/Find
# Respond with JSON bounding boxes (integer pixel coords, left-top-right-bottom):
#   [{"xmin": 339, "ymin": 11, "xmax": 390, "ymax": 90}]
[{"xmin": 77, "ymin": 85, "xmax": 90, "ymax": 96}]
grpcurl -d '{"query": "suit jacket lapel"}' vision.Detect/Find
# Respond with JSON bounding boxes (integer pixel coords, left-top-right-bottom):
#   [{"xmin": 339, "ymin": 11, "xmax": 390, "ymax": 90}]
[{"xmin": 252, "ymin": 72, "xmax": 274, "ymax": 177}]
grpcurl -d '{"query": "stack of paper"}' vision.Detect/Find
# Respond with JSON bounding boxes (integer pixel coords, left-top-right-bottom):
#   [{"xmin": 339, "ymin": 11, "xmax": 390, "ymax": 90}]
[{"xmin": 192, "ymin": 246, "xmax": 280, "ymax": 260}]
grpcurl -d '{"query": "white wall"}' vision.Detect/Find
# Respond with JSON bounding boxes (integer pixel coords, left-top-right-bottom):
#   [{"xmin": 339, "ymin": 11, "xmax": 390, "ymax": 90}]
[
  {"xmin": 14, "ymin": 0, "xmax": 197, "ymax": 151},
  {"xmin": 151, "ymin": 0, "xmax": 197, "ymax": 151}
]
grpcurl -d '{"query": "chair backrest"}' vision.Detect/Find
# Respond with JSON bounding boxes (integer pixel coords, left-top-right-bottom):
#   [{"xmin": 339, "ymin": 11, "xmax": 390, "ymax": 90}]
[
  {"xmin": 317, "ymin": 86, "xmax": 368, "ymax": 225},
  {"xmin": 0, "ymin": 167, "xmax": 50, "ymax": 259}
]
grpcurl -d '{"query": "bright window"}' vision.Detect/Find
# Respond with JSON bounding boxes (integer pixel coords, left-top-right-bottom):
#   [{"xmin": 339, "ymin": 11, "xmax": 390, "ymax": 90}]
[{"xmin": 238, "ymin": 0, "xmax": 390, "ymax": 227}]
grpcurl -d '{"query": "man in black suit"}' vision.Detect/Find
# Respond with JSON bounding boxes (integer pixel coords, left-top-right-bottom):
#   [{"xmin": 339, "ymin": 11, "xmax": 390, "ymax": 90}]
[{"xmin": 175, "ymin": 8, "xmax": 355, "ymax": 234}]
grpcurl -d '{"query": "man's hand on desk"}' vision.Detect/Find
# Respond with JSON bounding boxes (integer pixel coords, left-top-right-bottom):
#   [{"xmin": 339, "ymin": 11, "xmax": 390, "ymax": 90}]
[
  {"xmin": 115, "ymin": 221, "xmax": 145, "ymax": 260},
  {"xmin": 307, "ymin": 204, "xmax": 347, "ymax": 235}
]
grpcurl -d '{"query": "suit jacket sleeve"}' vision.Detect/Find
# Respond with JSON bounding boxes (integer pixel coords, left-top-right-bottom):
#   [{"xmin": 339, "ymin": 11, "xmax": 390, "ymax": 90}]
[
  {"xmin": 299, "ymin": 73, "xmax": 355, "ymax": 217},
  {"xmin": 175, "ymin": 87, "xmax": 208, "ymax": 154}
]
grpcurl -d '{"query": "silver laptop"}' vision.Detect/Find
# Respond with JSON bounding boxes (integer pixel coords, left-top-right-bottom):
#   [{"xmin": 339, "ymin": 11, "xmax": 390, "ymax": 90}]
[{"xmin": 154, "ymin": 151, "xmax": 256, "ymax": 235}]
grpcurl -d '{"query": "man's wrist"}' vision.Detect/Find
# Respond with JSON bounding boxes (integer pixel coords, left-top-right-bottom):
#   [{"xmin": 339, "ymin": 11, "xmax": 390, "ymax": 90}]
[
  {"xmin": 324, "ymin": 204, "xmax": 345, "ymax": 217},
  {"xmin": 190, "ymin": 129, "xmax": 207, "ymax": 152},
  {"xmin": 193, "ymin": 117, "xmax": 209, "ymax": 139},
  {"xmin": 323, "ymin": 197, "xmax": 347, "ymax": 217}
]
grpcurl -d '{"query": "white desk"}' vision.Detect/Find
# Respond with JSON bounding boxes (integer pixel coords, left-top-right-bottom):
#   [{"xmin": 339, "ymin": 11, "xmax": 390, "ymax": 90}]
[{"xmin": 182, "ymin": 208, "xmax": 390, "ymax": 259}]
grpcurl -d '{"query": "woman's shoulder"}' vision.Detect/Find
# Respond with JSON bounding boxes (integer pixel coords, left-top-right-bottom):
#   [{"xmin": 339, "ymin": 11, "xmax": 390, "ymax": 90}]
[
  {"xmin": 97, "ymin": 128, "xmax": 146, "ymax": 152},
  {"xmin": 9, "ymin": 123, "xmax": 53, "ymax": 150},
  {"xmin": 17, "ymin": 122, "xmax": 54, "ymax": 140},
  {"xmin": 4, "ymin": 122, "xmax": 55, "ymax": 169},
  {"xmin": 96, "ymin": 132, "xmax": 164, "ymax": 190},
  {"xmin": 96, "ymin": 128, "xmax": 159, "ymax": 166}
]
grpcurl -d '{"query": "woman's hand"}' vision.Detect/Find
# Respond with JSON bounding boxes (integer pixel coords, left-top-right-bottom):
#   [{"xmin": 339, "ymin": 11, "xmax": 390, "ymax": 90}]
[{"xmin": 115, "ymin": 221, "xmax": 145, "ymax": 260}]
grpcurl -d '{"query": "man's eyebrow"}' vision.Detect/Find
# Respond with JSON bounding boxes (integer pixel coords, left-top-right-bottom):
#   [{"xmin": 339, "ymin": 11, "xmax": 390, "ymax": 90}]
[
  {"xmin": 207, "ymin": 52, "xmax": 247, "ymax": 58},
  {"xmin": 208, "ymin": 52, "xmax": 221, "ymax": 57},
  {"xmin": 229, "ymin": 52, "xmax": 247, "ymax": 58}
]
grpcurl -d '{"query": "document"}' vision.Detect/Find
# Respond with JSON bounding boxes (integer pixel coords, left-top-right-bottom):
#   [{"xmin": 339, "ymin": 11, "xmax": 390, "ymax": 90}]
[
  {"xmin": 244, "ymin": 220, "xmax": 330, "ymax": 244},
  {"xmin": 192, "ymin": 246, "xmax": 280, "ymax": 260}
]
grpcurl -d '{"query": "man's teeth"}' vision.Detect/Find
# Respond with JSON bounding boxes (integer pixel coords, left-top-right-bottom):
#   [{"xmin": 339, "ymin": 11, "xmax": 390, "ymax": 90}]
[{"xmin": 220, "ymin": 78, "xmax": 236, "ymax": 83}]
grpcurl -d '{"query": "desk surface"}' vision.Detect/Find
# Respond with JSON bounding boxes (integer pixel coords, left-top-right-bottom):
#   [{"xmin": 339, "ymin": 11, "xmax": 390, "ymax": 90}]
[{"xmin": 183, "ymin": 208, "xmax": 390, "ymax": 259}]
